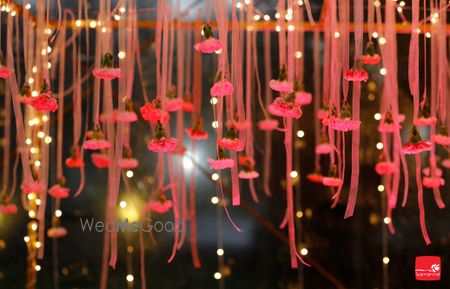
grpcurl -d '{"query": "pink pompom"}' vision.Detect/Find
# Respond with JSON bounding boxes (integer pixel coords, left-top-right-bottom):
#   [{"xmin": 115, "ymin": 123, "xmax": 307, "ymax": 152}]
[
  {"xmin": 83, "ymin": 139, "xmax": 111, "ymax": 150},
  {"xmin": 92, "ymin": 67, "xmax": 121, "ymax": 80},
  {"xmin": 307, "ymin": 173, "xmax": 324, "ymax": 184},
  {"xmin": 194, "ymin": 37, "xmax": 223, "ymax": 54},
  {"xmin": 65, "ymin": 156, "xmax": 85, "ymax": 168},
  {"xmin": 182, "ymin": 101, "xmax": 195, "ymax": 112},
  {"xmin": 422, "ymin": 167, "xmax": 443, "ymax": 177},
  {"xmin": 423, "ymin": 177, "xmax": 445, "ymax": 189},
  {"xmin": 148, "ymin": 137, "xmax": 178, "ymax": 153},
  {"xmin": 258, "ymin": 119, "xmax": 279, "ymax": 131},
  {"xmin": 329, "ymin": 117, "xmax": 361, "ymax": 132},
  {"xmin": 210, "ymin": 80, "xmax": 234, "ymax": 97},
  {"xmin": 433, "ymin": 134, "xmax": 450, "ymax": 146},
  {"xmin": 166, "ymin": 98, "xmax": 184, "ymax": 112},
  {"xmin": 238, "ymin": 170, "xmax": 260, "ymax": 179},
  {"xmin": 295, "ymin": 91, "xmax": 312, "ymax": 106},
  {"xmin": 361, "ymin": 54, "xmax": 381, "ymax": 65},
  {"xmin": 48, "ymin": 184, "xmax": 70, "ymax": 199},
  {"xmin": 315, "ymin": 143, "xmax": 332, "ymax": 154},
  {"xmin": 269, "ymin": 79, "xmax": 294, "ymax": 93},
  {"xmin": 207, "ymin": 158, "xmax": 234, "ymax": 170},
  {"xmin": 119, "ymin": 158, "xmax": 139, "ymax": 169},
  {"xmin": 0, "ymin": 65, "xmax": 13, "ymax": 79},
  {"xmin": 375, "ymin": 162, "xmax": 398, "ymax": 175},
  {"xmin": 0, "ymin": 204, "xmax": 17, "ymax": 214},
  {"xmin": 146, "ymin": 199, "xmax": 173, "ymax": 214},
  {"xmin": 47, "ymin": 226, "xmax": 68, "ymax": 238},
  {"xmin": 413, "ymin": 117, "xmax": 437, "ymax": 127},
  {"xmin": 140, "ymin": 102, "xmax": 170, "ymax": 125},
  {"xmin": 322, "ymin": 177, "xmax": 343, "ymax": 187},
  {"xmin": 21, "ymin": 181, "xmax": 43, "ymax": 194},
  {"xmin": 217, "ymin": 138, "xmax": 244, "ymax": 151},
  {"xmin": 185, "ymin": 127, "xmax": 208, "ymax": 140},
  {"xmin": 317, "ymin": 108, "xmax": 330, "ymax": 120},
  {"xmin": 442, "ymin": 159, "xmax": 450, "ymax": 169},
  {"xmin": 344, "ymin": 68, "xmax": 369, "ymax": 82},
  {"xmin": 269, "ymin": 96, "xmax": 302, "ymax": 119},
  {"xmin": 115, "ymin": 111, "xmax": 138, "ymax": 123},
  {"xmin": 19, "ymin": 96, "xmax": 34, "ymax": 105},
  {"xmin": 30, "ymin": 92, "xmax": 58, "ymax": 112},
  {"xmin": 91, "ymin": 153, "xmax": 110, "ymax": 168},
  {"xmin": 402, "ymin": 141, "xmax": 432, "ymax": 154}
]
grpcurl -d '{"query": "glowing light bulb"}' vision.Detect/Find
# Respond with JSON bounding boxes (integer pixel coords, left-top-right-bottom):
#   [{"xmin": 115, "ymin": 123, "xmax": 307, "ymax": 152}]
[
  {"xmin": 374, "ymin": 113, "xmax": 381, "ymax": 120},
  {"xmin": 35, "ymin": 265, "xmax": 41, "ymax": 271},
  {"xmin": 236, "ymin": 2, "xmax": 242, "ymax": 9},
  {"xmin": 275, "ymin": 25, "xmax": 281, "ymax": 32},
  {"xmin": 37, "ymin": 131, "xmax": 45, "ymax": 138},
  {"xmin": 211, "ymin": 197, "xmax": 219, "ymax": 204},
  {"xmin": 383, "ymin": 217, "xmax": 391, "ymax": 224},
  {"xmin": 379, "ymin": 37, "xmax": 386, "ymax": 45},
  {"xmin": 290, "ymin": 171, "xmax": 298, "ymax": 178},
  {"xmin": 300, "ymin": 248, "xmax": 308, "ymax": 256},
  {"xmin": 119, "ymin": 7, "xmax": 126, "ymax": 14},
  {"xmin": 380, "ymin": 68, "xmax": 387, "ymax": 76},
  {"xmin": 295, "ymin": 51, "xmax": 302, "ymax": 59},
  {"xmin": 75, "ymin": 19, "xmax": 82, "ymax": 27},
  {"xmin": 372, "ymin": 32, "xmax": 379, "ymax": 39},
  {"xmin": 426, "ymin": 32, "xmax": 431, "ymax": 38},
  {"xmin": 24, "ymin": 236, "xmax": 30, "ymax": 243},
  {"xmin": 217, "ymin": 249, "xmax": 224, "ymax": 256},
  {"xmin": 44, "ymin": 136, "xmax": 52, "ymax": 144},
  {"xmin": 25, "ymin": 3, "xmax": 31, "ymax": 10},
  {"xmin": 26, "ymin": 138, "xmax": 32, "ymax": 145},
  {"xmin": 376, "ymin": 142, "xmax": 384, "ymax": 150},
  {"xmin": 120, "ymin": 201, "xmax": 127, "ymax": 209},
  {"xmin": 383, "ymin": 257, "xmax": 390, "ymax": 264},
  {"xmin": 214, "ymin": 272, "xmax": 222, "ymax": 280},
  {"xmin": 183, "ymin": 156, "xmax": 193, "ymax": 169},
  {"xmin": 55, "ymin": 210, "xmax": 62, "ymax": 217},
  {"xmin": 89, "ymin": 20, "xmax": 97, "ymax": 28},
  {"xmin": 210, "ymin": 97, "xmax": 218, "ymax": 105},
  {"xmin": 253, "ymin": 15, "xmax": 260, "ymax": 21},
  {"xmin": 334, "ymin": 31, "xmax": 340, "ymax": 38},
  {"xmin": 35, "ymin": 241, "xmax": 41, "ymax": 248},
  {"xmin": 275, "ymin": 12, "xmax": 280, "ymax": 19},
  {"xmin": 34, "ymin": 160, "xmax": 41, "ymax": 167},
  {"xmin": 297, "ymin": 130, "xmax": 305, "ymax": 138},
  {"xmin": 114, "ymin": 14, "xmax": 121, "ymax": 21},
  {"xmin": 378, "ymin": 184, "xmax": 385, "ymax": 192},
  {"xmin": 211, "ymin": 173, "xmax": 219, "ymax": 181},
  {"xmin": 118, "ymin": 51, "xmax": 126, "ymax": 59},
  {"xmin": 288, "ymin": 24, "xmax": 295, "ymax": 31},
  {"xmin": 126, "ymin": 170, "xmax": 134, "ymax": 178},
  {"xmin": 212, "ymin": 121, "xmax": 219, "ymax": 128},
  {"xmin": 264, "ymin": 15, "xmax": 270, "ymax": 21},
  {"xmin": 126, "ymin": 274, "xmax": 134, "ymax": 282}
]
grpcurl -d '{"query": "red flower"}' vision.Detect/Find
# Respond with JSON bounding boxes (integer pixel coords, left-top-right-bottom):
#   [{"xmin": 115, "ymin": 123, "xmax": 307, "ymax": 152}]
[
  {"xmin": 185, "ymin": 119, "xmax": 208, "ymax": 140},
  {"xmin": 322, "ymin": 177, "xmax": 343, "ymax": 187},
  {"xmin": 91, "ymin": 152, "xmax": 110, "ymax": 168},
  {"xmin": 315, "ymin": 143, "xmax": 332, "ymax": 154},
  {"xmin": 140, "ymin": 100, "xmax": 170, "ymax": 125},
  {"xmin": 147, "ymin": 121, "xmax": 178, "ymax": 153},
  {"xmin": 361, "ymin": 54, "xmax": 381, "ymax": 65},
  {"xmin": 83, "ymin": 125, "xmax": 112, "ymax": 150},
  {"xmin": 269, "ymin": 94, "xmax": 302, "ymax": 119},
  {"xmin": 65, "ymin": 145, "xmax": 85, "ymax": 168},
  {"xmin": 48, "ymin": 184, "xmax": 70, "ymax": 199},
  {"xmin": 307, "ymin": 173, "xmax": 324, "ymax": 183},
  {"xmin": 210, "ymin": 80, "xmax": 234, "ymax": 97},
  {"xmin": 344, "ymin": 61, "xmax": 369, "ymax": 82},
  {"xmin": 423, "ymin": 177, "xmax": 445, "ymax": 189},
  {"xmin": 0, "ymin": 204, "xmax": 17, "ymax": 214}
]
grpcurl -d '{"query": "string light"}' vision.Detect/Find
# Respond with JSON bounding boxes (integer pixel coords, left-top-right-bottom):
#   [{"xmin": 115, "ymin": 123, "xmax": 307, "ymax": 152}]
[
  {"xmin": 55, "ymin": 210, "xmax": 62, "ymax": 217},
  {"xmin": 34, "ymin": 160, "xmax": 41, "ymax": 167},
  {"xmin": 126, "ymin": 170, "xmax": 134, "ymax": 178},
  {"xmin": 275, "ymin": 25, "xmax": 281, "ymax": 32},
  {"xmin": 25, "ymin": 3, "xmax": 31, "ymax": 10},
  {"xmin": 31, "ymin": 223, "xmax": 38, "ymax": 231},
  {"xmin": 118, "ymin": 51, "xmax": 126, "ymax": 59},
  {"xmin": 264, "ymin": 15, "xmax": 270, "ymax": 21},
  {"xmin": 89, "ymin": 20, "xmax": 97, "ymax": 28},
  {"xmin": 35, "ymin": 241, "xmax": 42, "ymax": 248},
  {"xmin": 376, "ymin": 142, "xmax": 384, "ymax": 150},
  {"xmin": 236, "ymin": 2, "xmax": 242, "ymax": 9},
  {"xmin": 114, "ymin": 14, "xmax": 121, "ymax": 21},
  {"xmin": 217, "ymin": 249, "xmax": 224, "ymax": 256},
  {"xmin": 42, "ymin": 115, "xmax": 49, "ymax": 122},
  {"xmin": 214, "ymin": 272, "xmax": 222, "ymax": 280},
  {"xmin": 334, "ymin": 31, "xmax": 340, "ymax": 38},
  {"xmin": 126, "ymin": 274, "xmax": 134, "ymax": 282},
  {"xmin": 212, "ymin": 121, "xmax": 219, "ymax": 128},
  {"xmin": 75, "ymin": 19, "xmax": 82, "ymax": 27},
  {"xmin": 120, "ymin": 201, "xmax": 128, "ymax": 209},
  {"xmin": 35, "ymin": 265, "xmax": 41, "ymax": 271},
  {"xmin": 35, "ymin": 199, "xmax": 41, "ymax": 205},
  {"xmin": 253, "ymin": 15, "xmax": 260, "ymax": 21},
  {"xmin": 426, "ymin": 32, "xmax": 431, "ymax": 38},
  {"xmin": 211, "ymin": 173, "xmax": 219, "ymax": 181},
  {"xmin": 297, "ymin": 130, "xmax": 305, "ymax": 138},
  {"xmin": 275, "ymin": 12, "xmax": 280, "ymax": 19},
  {"xmin": 374, "ymin": 113, "xmax": 381, "ymax": 120},
  {"xmin": 11, "ymin": 10, "xmax": 16, "ymax": 17},
  {"xmin": 300, "ymin": 248, "xmax": 308, "ymax": 256},
  {"xmin": 295, "ymin": 51, "xmax": 302, "ymax": 59},
  {"xmin": 44, "ymin": 136, "xmax": 52, "ymax": 144},
  {"xmin": 372, "ymin": 32, "xmax": 379, "ymax": 39},
  {"xmin": 210, "ymin": 97, "xmax": 218, "ymax": 105},
  {"xmin": 244, "ymin": 0, "xmax": 251, "ymax": 5},
  {"xmin": 383, "ymin": 257, "xmax": 390, "ymax": 264},
  {"xmin": 101, "ymin": 27, "xmax": 107, "ymax": 33},
  {"xmin": 380, "ymin": 68, "xmax": 387, "ymax": 76},
  {"xmin": 26, "ymin": 138, "xmax": 32, "ymax": 145},
  {"xmin": 296, "ymin": 211, "xmax": 303, "ymax": 218},
  {"xmin": 378, "ymin": 185, "xmax": 385, "ymax": 192},
  {"xmin": 383, "ymin": 217, "xmax": 391, "ymax": 224},
  {"xmin": 298, "ymin": 0, "xmax": 304, "ymax": 5},
  {"xmin": 290, "ymin": 170, "xmax": 298, "ymax": 178},
  {"xmin": 379, "ymin": 37, "xmax": 386, "ymax": 45},
  {"xmin": 24, "ymin": 236, "xmax": 30, "ymax": 243},
  {"xmin": 119, "ymin": 6, "xmax": 126, "ymax": 14},
  {"xmin": 211, "ymin": 197, "xmax": 219, "ymax": 204},
  {"xmin": 288, "ymin": 24, "xmax": 295, "ymax": 31},
  {"xmin": 37, "ymin": 131, "xmax": 45, "ymax": 138}
]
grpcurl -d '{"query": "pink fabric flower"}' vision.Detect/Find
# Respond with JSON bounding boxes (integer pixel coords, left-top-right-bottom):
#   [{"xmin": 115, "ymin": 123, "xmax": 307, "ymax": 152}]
[
  {"xmin": 148, "ymin": 121, "xmax": 178, "ymax": 153},
  {"xmin": 269, "ymin": 95, "xmax": 302, "ymax": 119},
  {"xmin": 65, "ymin": 146, "xmax": 85, "ymax": 168},
  {"xmin": 83, "ymin": 126, "xmax": 112, "ymax": 150},
  {"xmin": 0, "ymin": 65, "xmax": 13, "ymax": 78},
  {"xmin": 119, "ymin": 158, "xmax": 139, "ymax": 169},
  {"xmin": 91, "ymin": 152, "xmax": 110, "ymax": 168},
  {"xmin": 315, "ymin": 143, "xmax": 332, "ymax": 154},
  {"xmin": 362, "ymin": 54, "xmax": 381, "ymax": 65},
  {"xmin": 48, "ymin": 184, "xmax": 70, "ymax": 199},
  {"xmin": 238, "ymin": 155, "xmax": 259, "ymax": 179},
  {"xmin": 402, "ymin": 127, "xmax": 432, "ymax": 154},
  {"xmin": 166, "ymin": 98, "xmax": 184, "ymax": 112},
  {"xmin": 115, "ymin": 111, "xmax": 138, "ymax": 122},
  {"xmin": 307, "ymin": 173, "xmax": 324, "ymax": 184},
  {"xmin": 317, "ymin": 106, "xmax": 330, "ymax": 120},
  {"xmin": 322, "ymin": 177, "xmax": 343, "ymax": 187},
  {"xmin": 207, "ymin": 158, "xmax": 234, "ymax": 170},
  {"xmin": 145, "ymin": 198, "xmax": 173, "ymax": 214},
  {"xmin": 182, "ymin": 101, "xmax": 195, "ymax": 112},
  {"xmin": 185, "ymin": 128, "xmax": 208, "ymax": 140},
  {"xmin": 344, "ymin": 61, "xmax": 369, "ymax": 82},
  {"xmin": 194, "ymin": 24, "xmax": 223, "ymax": 53},
  {"xmin": 93, "ymin": 52, "xmax": 121, "ymax": 79},
  {"xmin": 433, "ymin": 128, "xmax": 450, "ymax": 146},
  {"xmin": 21, "ymin": 181, "xmax": 43, "ymax": 194},
  {"xmin": 423, "ymin": 177, "xmax": 445, "ymax": 189},
  {"xmin": 442, "ymin": 158, "xmax": 450, "ymax": 169},
  {"xmin": 375, "ymin": 162, "xmax": 398, "ymax": 175},
  {"xmin": 239, "ymin": 170, "xmax": 260, "ymax": 179},
  {"xmin": 329, "ymin": 117, "xmax": 361, "ymax": 132},
  {"xmin": 47, "ymin": 226, "xmax": 68, "ymax": 238},
  {"xmin": 30, "ymin": 92, "xmax": 58, "ymax": 112},
  {"xmin": 269, "ymin": 79, "xmax": 294, "ymax": 93},
  {"xmin": 0, "ymin": 204, "xmax": 17, "ymax": 214},
  {"xmin": 258, "ymin": 119, "xmax": 279, "ymax": 131},
  {"xmin": 217, "ymin": 138, "xmax": 244, "ymax": 151},
  {"xmin": 140, "ymin": 100, "xmax": 170, "ymax": 125},
  {"xmin": 210, "ymin": 79, "xmax": 234, "ymax": 97},
  {"xmin": 422, "ymin": 167, "xmax": 443, "ymax": 177},
  {"xmin": 413, "ymin": 117, "xmax": 437, "ymax": 127},
  {"xmin": 377, "ymin": 111, "xmax": 404, "ymax": 132},
  {"xmin": 295, "ymin": 91, "xmax": 312, "ymax": 106}
]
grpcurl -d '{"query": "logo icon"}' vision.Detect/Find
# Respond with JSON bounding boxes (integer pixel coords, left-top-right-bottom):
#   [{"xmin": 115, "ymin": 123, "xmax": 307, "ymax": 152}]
[{"xmin": 415, "ymin": 256, "xmax": 441, "ymax": 281}]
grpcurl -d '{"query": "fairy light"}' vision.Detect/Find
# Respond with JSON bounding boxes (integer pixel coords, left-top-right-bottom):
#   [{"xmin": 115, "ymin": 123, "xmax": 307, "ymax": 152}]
[
  {"xmin": 275, "ymin": 25, "xmax": 281, "ymax": 32},
  {"xmin": 5, "ymin": 5, "xmax": 10, "ymax": 12},
  {"xmin": 101, "ymin": 27, "xmax": 107, "ymax": 33},
  {"xmin": 120, "ymin": 201, "xmax": 128, "ymax": 209},
  {"xmin": 44, "ymin": 136, "xmax": 52, "ymax": 144},
  {"xmin": 55, "ymin": 210, "xmax": 62, "ymax": 217},
  {"xmin": 397, "ymin": 7, "xmax": 402, "ymax": 13},
  {"xmin": 75, "ymin": 19, "xmax": 82, "ymax": 27},
  {"xmin": 415, "ymin": 28, "xmax": 421, "ymax": 34},
  {"xmin": 47, "ymin": 62, "xmax": 52, "ymax": 69},
  {"xmin": 244, "ymin": 0, "xmax": 251, "ymax": 5},
  {"xmin": 35, "ymin": 265, "xmax": 41, "ymax": 271},
  {"xmin": 378, "ymin": 184, "xmax": 385, "ymax": 192},
  {"xmin": 253, "ymin": 15, "xmax": 260, "ymax": 21},
  {"xmin": 287, "ymin": 8, "xmax": 293, "ymax": 15},
  {"xmin": 28, "ymin": 193, "xmax": 36, "ymax": 200},
  {"xmin": 290, "ymin": 170, "xmax": 298, "ymax": 178},
  {"xmin": 298, "ymin": 0, "xmax": 304, "ymax": 5},
  {"xmin": 300, "ymin": 248, "xmax": 308, "ymax": 256},
  {"xmin": 426, "ymin": 32, "xmax": 431, "ymax": 38},
  {"xmin": 118, "ymin": 51, "xmax": 126, "ymax": 59},
  {"xmin": 126, "ymin": 274, "xmax": 134, "ymax": 282},
  {"xmin": 236, "ymin": 2, "xmax": 242, "ymax": 9},
  {"xmin": 35, "ymin": 241, "xmax": 41, "ymax": 249},
  {"xmin": 214, "ymin": 272, "xmax": 222, "ymax": 280},
  {"xmin": 45, "ymin": 28, "xmax": 52, "ymax": 35},
  {"xmin": 42, "ymin": 115, "xmax": 49, "ymax": 122},
  {"xmin": 210, "ymin": 97, "xmax": 218, "ymax": 105},
  {"xmin": 31, "ymin": 223, "xmax": 38, "ymax": 231},
  {"xmin": 399, "ymin": 1, "xmax": 405, "ymax": 6},
  {"xmin": 383, "ymin": 217, "xmax": 391, "ymax": 224},
  {"xmin": 126, "ymin": 170, "xmax": 134, "ymax": 178},
  {"xmin": 374, "ymin": 113, "xmax": 381, "ymax": 120},
  {"xmin": 334, "ymin": 31, "xmax": 340, "ymax": 38},
  {"xmin": 372, "ymin": 32, "xmax": 379, "ymax": 39},
  {"xmin": 114, "ymin": 14, "xmax": 121, "ymax": 21},
  {"xmin": 25, "ymin": 3, "xmax": 31, "ymax": 10},
  {"xmin": 296, "ymin": 211, "xmax": 303, "ymax": 218},
  {"xmin": 37, "ymin": 131, "xmax": 45, "ymax": 138},
  {"xmin": 295, "ymin": 51, "xmax": 302, "ymax": 59},
  {"xmin": 217, "ymin": 249, "xmax": 224, "ymax": 256},
  {"xmin": 215, "ymin": 49, "xmax": 222, "ymax": 55},
  {"xmin": 31, "ymin": 91, "xmax": 39, "ymax": 97},
  {"xmin": 26, "ymin": 138, "xmax": 32, "ymax": 145},
  {"xmin": 374, "ymin": 0, "xmax": 381, "ymax": 7},
  {"xmin": 119, "ymin": 6, "xmax": 126, "ymax": 14},
  {"xmin": 30, "ymin": 147, "xmax": 37, "ymax": 154},
  {"xmin": 11, "ymin": 10, "xmax": 16, "ymax": 17},
  {"xmin": 212, "ymin": 121, "xmax": 219, "ymax": 128},
  {"xmin": 34, "ymin": 160, "xmax": 41, "ymax": 167},
  {"xmin": 383, "ymin": 257, "xmax": 390, "ymax": 264},
  {"xmin": 41, "ymin": 48, "xmax": 47, "ymax": 56},
  {"xmin": 379, "ymin": 37, "xmax": 386, "ymax": 45},
  {"xmin": 376, "ymin": 142, "xmax": 384, "ymax": 150},
  {"xmin": 288, "ymin": 24, "xmax": 295, "ymax": 31},
  {"xmin": 211, "ymin": 197, "xmax": 219, "ymax": 204},
  {"xmin": 211, "ymin": 173, "xmax": 220, "ymax": 181},
  {"xmin": 379, "ymin": 68, "xmax": 387, "ymax": 76},
  {"xmin": 285, "ymin": 14, "xmax": 293, "ymax": 21},
  {"xmin": 275, "ymin": 12, "xmax": 280, "ymax": 19},
  {"xmin": 264, "ymin": 14, "xmax": 270, "ymax": 21},
  {"xmin": 24, "ymin": 236, "xmax": 30, "ymax": 243},
  {"xmin": 89, "ymin": 20, "xmax": 97, "ymax": 28},
  {"xmin": 297, "ymin": 130, "xmax": 305, "ymax": 138},
  {"xmin": 28, "ymin": 77, "xmax": 34, "ymax": 84},
  {"xmin": 35, "ymin": 199, "xmax": 41, "ymax": 205}
]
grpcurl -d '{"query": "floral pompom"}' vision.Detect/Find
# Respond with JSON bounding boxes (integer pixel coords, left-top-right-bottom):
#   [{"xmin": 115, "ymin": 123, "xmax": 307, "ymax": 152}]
[
  {"xmin": 307, "ymin": 172, "xmax": 324, "ymax": 183},
  {"xmin": 148, "ymin": 121, "xmax": 179, "ymax": 153},
  {"xmin": 164, "ymin": 86, "xmax": 184, "ymax": 112},
  {"xmin": 185, "ymin": 119, "xmax": 208, "ymax": 140},
  {"xmin": 65, "ymin": 145, "xmax": 85, "ymax": 168},
  {"xmin": 402, "ymin": 126, "xmax": 432, "ymax": 154},
  {"xmin": 194, "ymin": 24, "xmax": 223, "ymax": 54},
  {"xmin": 322, "ymin": 166, "xmax": 342, "ymax": 187},
  {"xmin": 207, "ymin": 147, "xmax": 234, "ymax": 170},
  {"xmin": 169, "ymin": 145, "xmax": 187, "ymax": 156},
  {"xmin": 47, "ymin": 226, "xmax": 68, "ymax": 239},
  {"xmin": 30, "ymin": 80, "xmax": 58, "ymax": 112},
  {"xmin": 269, "ymin": 65, "xmax": 294, "ymax": 93},
  {"xmin": 422, "ymin": 167, "xmax": 443, "ymax": 177},
  {"xmin": 269, "ymin": 93, "xmax": 302, "ymax": 119},
  {"xmin": 442, "ymin": 157, "xmax": 450, "ymax": 169},
  {"xmin": 344, "ymin": 60, "xmax": 369, "ymax": 82},
  {"xmin": 375, "ymin": 161, "xmax": 398, "ymax": 175},
  {"xmin": 258, "ymin": 118, "xmax": 279, "ymax": 131},
  {"xmin": 182, "ymin": 100, "xmax": 195, "ymax": 112},
  {"xmin": 140, "ymin": 98, "xmax": 170, "ymax": 125},
  {"xmin": 433, "ymin": 126, "xmax": 450, "ymax": 146},
  {"xmin": 423, "ymin": 177, "xmax": 445, "ymax": 189},
  {"xmin": 144, "ymin": 194, "xmax": 173, "ymax": 214},
  {"xmin": 316, "ymin": 143, "xmax": 332, "ymax": 154},
  {"xmin": 328, "ymin": 103, "xmax": 361, "ymax": 132},
  {"xmin": 377, "ymin": 111, "xmax": 404, "ymax": 132},
  {"xmin": 0, "ymin": 197, "xmax": 17, "ymax": 214},
  {"xmin": 217, "ymin": 126, "xmax": 244, "ymax": 151},
  {"xmin": 48, "ymin": 177, "xmax": 70, "ymax": 199},
  {"xmin": 83, "ymin": 125, "xmax": 112, "ymax": 150},
  {"xmin": 0, "ymin": 64, "xmax": 13, "ymax": 79},
  {"xmin": 293, "ymin": 81, "xmax": 312, "ymax": 106},
  {"xmin": 91, "ymin": 152, "xmax": 110, "ymax": 168},
  {"xmin": 238, "ymin": 155, "xmax": 259, "ymax": 179},
  {"xmin": 21, "ymin": 181, "xmax": 43, "ymax": 194},
  {"xmin": 361, "ymin": 42, "xmax": 381, "ymax": 65},
  {"xmin": 210, "ymin": 80, "xmax": 234, "ymax": 97},
  {"xmin": 317, "ymin": 105, "xmax": 330, "ymax": 120},
  {"xmin": 119, "ymin": 147, "xmax": 139, "ymax": 169},
  {"xmin": 93, "ymin": 52, "xmax": 121, "ymax": 79},
  {"xmin": 19, "ymin": 84, "xmax": 34, "ymax": 104},
  {"xmin": 115, "ymin": 99, "xmax": 138, "ymax": 122},
  {"xmin": 226, "ymin": 113, "xmax": 251, "ymax": 131},
  {"xmin": 413, "ymin": 102, "xmax": 437, "ymax": 127}
]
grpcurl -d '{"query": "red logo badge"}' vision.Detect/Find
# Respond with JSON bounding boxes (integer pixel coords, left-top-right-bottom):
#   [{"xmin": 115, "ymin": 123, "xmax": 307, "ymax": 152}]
[{"xmin": 415, "ymin": 256, "xmax": 441, "ymax": 281}]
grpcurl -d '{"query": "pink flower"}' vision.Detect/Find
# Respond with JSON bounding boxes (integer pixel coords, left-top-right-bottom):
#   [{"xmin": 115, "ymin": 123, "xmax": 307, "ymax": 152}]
[
  {"xmin": 83, "ymin": 125, "xmax": 112, "ymax": 150},
  {"xmin": 413, "ymin": 117, "xmax": 437, "ymax": 127},
  {"xmin": 307, "ymin": 173, "xmax": 324, "ymax": 183},
  {"xmin": 423, "ymin": 177, "xmax": 445, "ymax": 189},
  {"xmin": 295, "ymin": 91, "xmax": 312, "ymax": 106},
  {"xmin": 169, "ymin": 145, "xmax": 187, "ymax": 156},
  {"xmin": 115, "ymin": 111, "xmax": 138, "ymax": 123},
  {"xmin": 148, "ymin": 121, "xmax": 178, "ymax": 153},
  {"xmin": 402, "ymin": 127, "xmax": 432, "ymax": 154},
  {"xmin": 144, "ymin": 196, "xmax": 173, "ymax": 214},
  {"xmin": 317, "ymin": 106, "xmax": 330, "ymax": 120},
  {"xmin": 422, "ymin": 167, "xmax": 443, "ymax": 177},
  {"xmin": 119, "ymin": 158, "xmax": 139, "ymax": 169},
  {"xmin": 269, "ymin": 95, "xmax": 302, "ymax": 119},
  {"xmin": 226, "ymin": 115, "xmax": 251, "ymax": 131},
  {"xmin": 361, "ymin": 54, "xmax": 381, "ymax": 65},
  {"xmin": 375, "ymin": 162, "xmax": 398, "ymax": 175},
  {"xmin": 269, "ymin": 79, "xmax": 294, "ymax": 93},
  {"xmin": 182, "ymin": 101, "xmax": 195, "ymax": 112},
  {"xmin": 19, "ymin": 96, "xmax": 34, "ymax": 105},
  {"xmin": 238, "ymin": 155, "xmax": 259, "ymax": 179},
  {"xmin": 258, "ymin": 119, "xmax": 279, "ymax": 131},
  {"xmin": 0, "ymin": 65, "xmax": 13, "ymax": 78},
  {"xmin": 315, "ymin": 143, "xmax": 332, "ymax": 154},
  {"xmin": 329, "ymin": 117, "xmax": 361, "ymax": 132},
  {"xmin": 140, "ymin": 100, "xmax": 170, "ymax": 125},
  {"xmin": 21, "ymin": 181, "xmax": 43, "ymax": 194},
  {"xmin": 194, "ymin": 24, "xmax": 223, "ymax": 53},
  {"xmin": 433, "ymin": 128, "xmax": 450, "ymax": 146},
  {"xmin": 442, "ymin": 158, "xmax": 450, "ymax": 169},
  {"xmin": 210, "ymin": 80, "xmax": 234, "ymax": 97},
  {"xmin": 378, "ymin": 111, "xmax": 404, "ymax": 132},
  {"xmin": 239, "ymin": 170, "xmax": 260, "ymax": 179},
  {"xmin": 207, "ymin": 158, "xmax": 234, "ymax": 170},
  {"xmin": 166, "ymin": 98, "xmax": 184, "ymax": 112},
  {"xmin": 99, "ymin": 112, "xmax": 115, "ymax": 123},
  {"xmin": 47, "ymin": 226, "xmax": 68, "ymax": 238},
  {"xmin": 66, "ymin": 146, "xmax": 85, "ymax": 168},
  {"xmin": 93, "ymin": 52, "xmax": 121, "ymax": 79},
  {"xmin": 91, "ymin": 152, "xmax": 110, "ymax": 168},
  {"xmin": 344, "ymin": 61, "xmax": 369, "ymax": 82},
  {"xmin": 48, "ymin": 184, "xmax": 70, "ymax": 199},
  {"xmin": 185, "ymin": 128, "xmax": 208, "ymax": 140},
  {"xmin": 30, "ymin": 92, "xmax": 58, "ymax": 112},
  {"xmin": 217, "ymin": 138, "xmax": 244, "ymax": 151},
  {"xmin": 0, "ymin": 204, "xmax": 17, "ymax": 214},
  {"xmin": 322, "ymin": 177, "xmax": 343, "ymax": 187}
]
